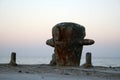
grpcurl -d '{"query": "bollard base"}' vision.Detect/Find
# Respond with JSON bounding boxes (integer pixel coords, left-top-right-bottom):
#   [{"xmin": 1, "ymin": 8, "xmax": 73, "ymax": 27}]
[{"xmin": 82, "ymin": 63, "xmax": 93, "ymax": 68}]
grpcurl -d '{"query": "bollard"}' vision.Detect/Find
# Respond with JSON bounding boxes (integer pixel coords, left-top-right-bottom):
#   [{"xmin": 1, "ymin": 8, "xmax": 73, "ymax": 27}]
[
  {"xmin": 9, "ymin": 52, "xmax": 17, "ymax": 66},
  {"xmin": 46, "ymin": 22, "xmax": 95, "ymax": 66},
  {"xmin": 83, "ymin": 52, "xmax": 93, "ymax": 68}
]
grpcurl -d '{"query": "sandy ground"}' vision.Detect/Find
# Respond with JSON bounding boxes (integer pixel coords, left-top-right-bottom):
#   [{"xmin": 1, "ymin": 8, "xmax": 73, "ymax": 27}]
[{"xmin": 0, "ymin": 64, "xmax": 120, "ymax": 80}]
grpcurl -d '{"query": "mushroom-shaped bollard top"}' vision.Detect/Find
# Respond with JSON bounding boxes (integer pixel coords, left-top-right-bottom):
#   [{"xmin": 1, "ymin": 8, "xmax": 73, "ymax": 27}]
[{"xmin": 46, "ymin": 22, "xmax": 95, "ymax": 66}]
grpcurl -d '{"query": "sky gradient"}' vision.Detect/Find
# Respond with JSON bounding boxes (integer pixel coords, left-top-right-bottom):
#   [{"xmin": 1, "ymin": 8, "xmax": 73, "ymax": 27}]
[{"xmin": 0, "ymin": 0, "xmax": 120, "ymax": 58}]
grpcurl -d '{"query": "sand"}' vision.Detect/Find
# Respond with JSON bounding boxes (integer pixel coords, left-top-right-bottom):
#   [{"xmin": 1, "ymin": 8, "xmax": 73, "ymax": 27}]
[{"xmin": 0, "ymin": 64, "xmax": 120, "ymax": 80}]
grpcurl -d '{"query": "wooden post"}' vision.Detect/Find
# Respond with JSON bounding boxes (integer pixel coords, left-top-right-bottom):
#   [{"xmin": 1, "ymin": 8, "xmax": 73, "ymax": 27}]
[
  {"xmin": 83, "ymin": 52, "xmax": 93, "ymax": 68},
  {"xmin": 9, "ymin": 52, "xmax": 17, "ymax": 66}
]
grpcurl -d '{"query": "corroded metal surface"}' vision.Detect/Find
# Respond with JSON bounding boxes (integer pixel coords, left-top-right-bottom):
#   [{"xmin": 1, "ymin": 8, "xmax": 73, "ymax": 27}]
[{"xmin": 46, "ymin": 22, "xmax": 94, "ymax": 66}]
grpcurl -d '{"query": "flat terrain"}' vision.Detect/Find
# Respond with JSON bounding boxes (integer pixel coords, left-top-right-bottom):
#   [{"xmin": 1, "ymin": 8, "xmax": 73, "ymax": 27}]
[{"xmin": 0, "ymin": 64, "xmax": 120, "ymax": 80}]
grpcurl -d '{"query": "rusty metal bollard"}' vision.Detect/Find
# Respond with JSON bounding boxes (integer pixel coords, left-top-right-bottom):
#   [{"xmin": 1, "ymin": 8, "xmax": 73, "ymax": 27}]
[
  {"xmin": 46, "ymin": 22, "xmax": 95, "ymax": 66},
  {"xmin": 9, "ymin": 52, "xmax": 17, "ymax": 66}
]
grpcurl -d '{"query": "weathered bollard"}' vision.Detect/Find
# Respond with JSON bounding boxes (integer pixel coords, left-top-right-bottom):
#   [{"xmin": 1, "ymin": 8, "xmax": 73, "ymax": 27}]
[
  {"xmin": 83, "ymin": 52, "xmax": 93, "ymax": 68},
  {"xmin": 46, "ymin": 22, "xmax": 95, "ymax": 66},
  {"xmin": 9, "ymin": 52, "xmax": 17, "ymax": 66}
]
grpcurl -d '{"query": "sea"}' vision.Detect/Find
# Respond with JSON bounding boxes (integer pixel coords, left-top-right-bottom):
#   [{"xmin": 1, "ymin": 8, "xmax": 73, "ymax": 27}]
[{"xmin": 0, "ymin": 56, "xmax": 120, "ymax": 67}]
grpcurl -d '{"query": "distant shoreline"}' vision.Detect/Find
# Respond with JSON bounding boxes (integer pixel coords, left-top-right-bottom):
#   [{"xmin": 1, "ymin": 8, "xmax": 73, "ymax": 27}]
[{"xmin": 0, "ymin": 56, "xmax": 120, "ymax": 67}]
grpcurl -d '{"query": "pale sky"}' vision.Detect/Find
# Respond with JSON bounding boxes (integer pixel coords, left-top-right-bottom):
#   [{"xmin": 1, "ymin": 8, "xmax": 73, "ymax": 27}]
[{"xmin": 0, "ymin": 0, "xmax": 120, "ymax": 58}]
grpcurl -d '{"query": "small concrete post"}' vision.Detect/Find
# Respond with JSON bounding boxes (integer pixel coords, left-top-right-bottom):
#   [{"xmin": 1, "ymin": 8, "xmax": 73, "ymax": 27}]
[
  {"xmin": 83, "ymin": 52, "xmax": 93, "ymax": 68},
  {"xmin": 9, "ymin": 52, "xmax": 17, "ymax": 66},
  {"xmin": 86, "ymin": 52, "xmax": 92, "ymax": 65}
]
